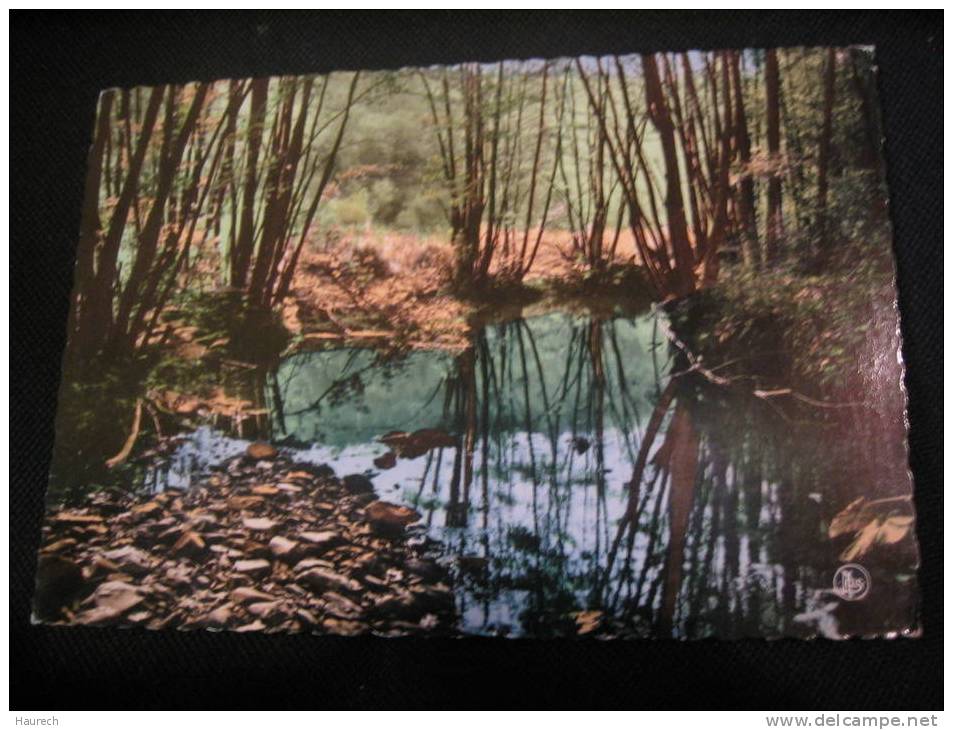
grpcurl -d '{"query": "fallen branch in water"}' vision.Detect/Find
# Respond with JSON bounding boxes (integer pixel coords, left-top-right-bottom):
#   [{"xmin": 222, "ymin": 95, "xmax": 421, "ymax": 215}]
[
  {"xmin": 105, "ymin": 398, "xmax": 143, "ymax": 469},
  {"xmin": 657, "ymin": 307, "xmax": 865, "ymax": 410},
  {"xmin": 751, "ymin": 388, "xmax": 863, "ymax": 409}
]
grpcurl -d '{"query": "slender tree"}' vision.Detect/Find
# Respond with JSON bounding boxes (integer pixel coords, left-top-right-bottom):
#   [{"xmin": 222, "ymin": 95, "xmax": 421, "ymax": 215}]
[
  {"xmin": 70, "ymin": 85, "xmax": 165, "ymax": 361},
  {"xmin": 816, "ymin": 47, "xmax": 837, "ymax": 244},
  {"xmin": 764, "ymin": 48, "xmax": 783, "ymax": 263},
  {"xmin": 642, "ymin": 53, "xmax": 696, "ymax": 295},
  {"xmin": 730, "ymin": 51, "xmax": 760, "ymax": 268}
]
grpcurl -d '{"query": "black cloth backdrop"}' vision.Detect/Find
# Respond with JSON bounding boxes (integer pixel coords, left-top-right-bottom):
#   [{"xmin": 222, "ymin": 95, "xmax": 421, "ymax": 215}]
[{"xmin": 10, "ymin": 10, "xmax": 942, "ymax": 710}]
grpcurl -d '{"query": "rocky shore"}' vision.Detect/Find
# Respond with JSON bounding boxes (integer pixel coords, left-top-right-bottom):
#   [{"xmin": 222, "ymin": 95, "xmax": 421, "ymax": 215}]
[{"xmin": 34, "ymin": 442, "xmax": 456, "ymax": 636}]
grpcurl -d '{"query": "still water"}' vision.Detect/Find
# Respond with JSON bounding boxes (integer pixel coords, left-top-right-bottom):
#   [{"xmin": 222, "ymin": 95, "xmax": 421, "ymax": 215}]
[{"xmin": 137, "ymin": 309, "xmax": 916, "ymax": 639}]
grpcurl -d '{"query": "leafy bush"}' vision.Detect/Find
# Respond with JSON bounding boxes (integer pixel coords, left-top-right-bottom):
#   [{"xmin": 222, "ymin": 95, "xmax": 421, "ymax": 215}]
[
  {"xmin": 328, "ymin": 192, "xmax": 369, "ymax": 227},
  {"xmin": 369, "ymin": 178, "xmax": 406, "ymax": 226},
  {"xmin": 668, "ymin": 255, "xmax": 891, "ymax": 395}
]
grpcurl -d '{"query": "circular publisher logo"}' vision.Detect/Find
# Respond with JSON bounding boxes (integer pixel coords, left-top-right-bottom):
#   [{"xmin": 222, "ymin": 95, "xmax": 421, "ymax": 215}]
[{"xmin": 833, "ymin": 563, "xmax": 871, "ymax": 601}]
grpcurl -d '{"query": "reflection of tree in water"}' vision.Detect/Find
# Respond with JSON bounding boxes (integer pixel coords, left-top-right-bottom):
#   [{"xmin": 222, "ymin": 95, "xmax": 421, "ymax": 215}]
[
  {"xmin": 418, "ymin": 314, "xmax": 653, "ymax": 635},
  {"xmin": 94, "ymin": 308, "xmax": 915, "ymax": 639},
  {"xmin": 600, "ymin": 371, "xmax": 838, "ymax": 638},
  {"xmin": 406, "ymin": 311, "xmax": 871, "ymax": 638}
]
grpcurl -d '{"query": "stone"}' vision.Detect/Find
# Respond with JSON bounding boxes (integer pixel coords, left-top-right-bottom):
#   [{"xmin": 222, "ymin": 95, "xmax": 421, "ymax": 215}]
[
  {"xmin": 202, "ymin": 531, "xmax": 229, "ymax": 545},
  {"xmin": 289, "ymin": 463, "xmax": 335, "ymax": 480},
  {"xmin": 204, "ymin": 604, "xmax": 232, "ymax": 628},
  {"xmin": 247, "ymin": 601, "xmax": 281, "ymax": 618},
  {"xmin": 242, "ymin": 517, "xmax": 277, "ymax": 532},
  {"xmin": 74, "ymin": 522, "xmax": 109, "ymax": 536},
  {"xmin": 296, "ymin": 608, "xmax": 321, "ymax": 626},
  {"xmin": 373, "ymin": 452, "xmax": 397, "ymax": 470},
  {"xmin": 268, "ymin": 536, "xmax": 298, "ymax": 560},
  {"xmin": 102, "ymin": 545, "xmax": 153, "ymax": 576},
  {"xmin": 298, "ymin": 531, "xmax": 341, "ymax": 553},
  {"xmin": 379, "ymin": 430, "xmax": 409, "ymax": 446},
  {"xmin": 371, "ymin": 590, "xmax": 419, "ymax": 620},
  {"xmin": 164, "ymin": 565, "xmax": 193, "ymax": 590},
  {"xmin": 363, "ymin": 501, "xmax": 421, "ymax": 534},
  {"xmin": 243, "ymin": 540, "xmax": 271, "ymax": 559},
  {"xmin": 409, "ymin": 583, "xmax": 454, "ymax": 613},
  {"xmin": 350, "ymin": 492, "xmax": 377, "ymax": 508},
  {"xmin": 574, "ymin": 610, "xmax": 603, "ymax": 636},
  {"xmin": 323, "ymin": 591, "xmax": 362, "ymax": 617},
  {"xmin": 228, "ymin": 495, "xmax": 265, "ymax": 511},
  {"xmin": 233, "ymin": 559, "xmax": 271, "ymax": 578},
  {"xmin": 50, "ymin": 512, "xmax": 104, "ymax": 526},
  {"xmin": 293, "ymin": 557, "xmax": 335, "ymax": 573},
  {"xmin": 229, "ymin": 587, "xmax": 277, "ymax": 604},
  {"xmin": 342, "ymin": 474, "xmax": 375, "ymax": 495},
  {"xmin": 89, "ymin": 555, "xmax": 122, "ymax": 576},
  {"xmin": 235, "ymin": 620, "xmax": 267, "ymax": 633},
  {"xmin": 39, "ymin": 538, "xmax": 77, "ymax": 554},
  {"xmin": 172, "ymin": 531, "xmax": 207, "ymax": 559},
  {"xmin": 130, "ymin": 501, "xmax": 163, "ymax": 518},
  {"xmin": 156, "ymin": 525, "xmax": 186, "ymax": 545},
  {"xmin": 380, "ymin": 428, "xmax": 457, "ymax": 458},
  {"xmin": 188, "ymin": 512, "xmax": 219, "ymax": 528},
  {"xmin": 321, "ymin": 617, "xmax": 366, "ymax": 636},
  {"xmin": 246, "ymin": 442, "xmax": 278, "ymax": 460},
  {"xmin": 75, "ymin": 581, "xmax": 144, "ymax": 624},
  {"xmin": 298, "ymin": 567, "xmax": 363, "ymax": 595}
]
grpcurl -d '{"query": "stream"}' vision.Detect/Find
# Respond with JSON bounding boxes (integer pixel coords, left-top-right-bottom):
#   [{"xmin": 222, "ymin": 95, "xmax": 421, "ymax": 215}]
[{"xmin": 124, "ymin": 308, "xmax": 898, "ymax": 639}]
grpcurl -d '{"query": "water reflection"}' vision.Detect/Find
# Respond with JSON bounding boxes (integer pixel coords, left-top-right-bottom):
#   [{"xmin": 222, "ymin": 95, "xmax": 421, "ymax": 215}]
[{"xmin": 129, "ymin": 309, "xmax": 914, "ymax": 638}]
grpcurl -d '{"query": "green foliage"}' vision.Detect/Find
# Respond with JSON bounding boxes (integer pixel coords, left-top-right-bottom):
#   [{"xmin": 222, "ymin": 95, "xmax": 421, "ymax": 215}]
[
  {"xmin": 395, "ymin": 191, "xmax": 446, "ymax": 231},
  {"xmin": 326, "ymin": 191, "xmax": 370, "ymax": 227},
  {"xmin": 668, "ymin": 252, "xmax": 890, "ymax": 393},
  {"xmin": 368, "ymin": 178, "xmax": 403, "ymax": 226}
]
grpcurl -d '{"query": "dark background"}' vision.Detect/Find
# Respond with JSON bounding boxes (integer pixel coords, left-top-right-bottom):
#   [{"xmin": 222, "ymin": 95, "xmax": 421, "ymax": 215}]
[{"xmin": 10, "ymin": 11, "xmax": 942, "ymax": 710}]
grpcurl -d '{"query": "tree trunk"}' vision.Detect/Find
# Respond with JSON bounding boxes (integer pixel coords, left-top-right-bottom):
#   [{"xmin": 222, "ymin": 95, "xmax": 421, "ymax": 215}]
[
  {"xmin": 83, "ymin": 85, "xmax": 165, "ymax": 356},
  {"xmin": 701, "ymin": 52, "xmax": 734, "ymax": 288},
  {"xmin": 70, "ymin": 90, "xmax": 115, "ymax": 362},
  {"xmin": 112, "ymin": 83, "xmax": 209, "ymax": 351},
  {"xmin": 816, "ymin": 48, "xmax": 837, "ymax": 243},
  {"xmin": 642, "ymin": 53, "xmax": 695, "ymax": 297},
  {"xmin": 764, "ymin": 49, "xmax": 783, "ymax": 263},
  {"xmin": 231, "ymin": 77, "xmax": 268, "ymax": 289},
  {"xmin": 731, "ymin": 51, "xmax": 759, "ymax": 269},
  {"xmin": 274, "ymin": 72, "xmax": 360, "ymax": 303}
]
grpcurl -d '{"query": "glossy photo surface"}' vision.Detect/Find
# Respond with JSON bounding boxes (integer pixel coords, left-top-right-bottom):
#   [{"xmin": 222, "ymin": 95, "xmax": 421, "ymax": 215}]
[{"xmin": 35, "ymin": 47, "xmax": 919, "ymax": 639}]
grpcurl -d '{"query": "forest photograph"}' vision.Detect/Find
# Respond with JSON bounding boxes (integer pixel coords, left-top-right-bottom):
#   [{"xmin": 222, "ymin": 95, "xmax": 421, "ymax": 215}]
[{"xmin": 33, "ymin": 45, "xmax": 919, "ymax": 640}]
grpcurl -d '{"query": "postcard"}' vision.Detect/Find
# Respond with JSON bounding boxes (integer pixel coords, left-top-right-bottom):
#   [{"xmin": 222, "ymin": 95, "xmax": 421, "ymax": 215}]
[{"xmin": 34, "ymin": 47, "xmax": 919, "ymax": 639}]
